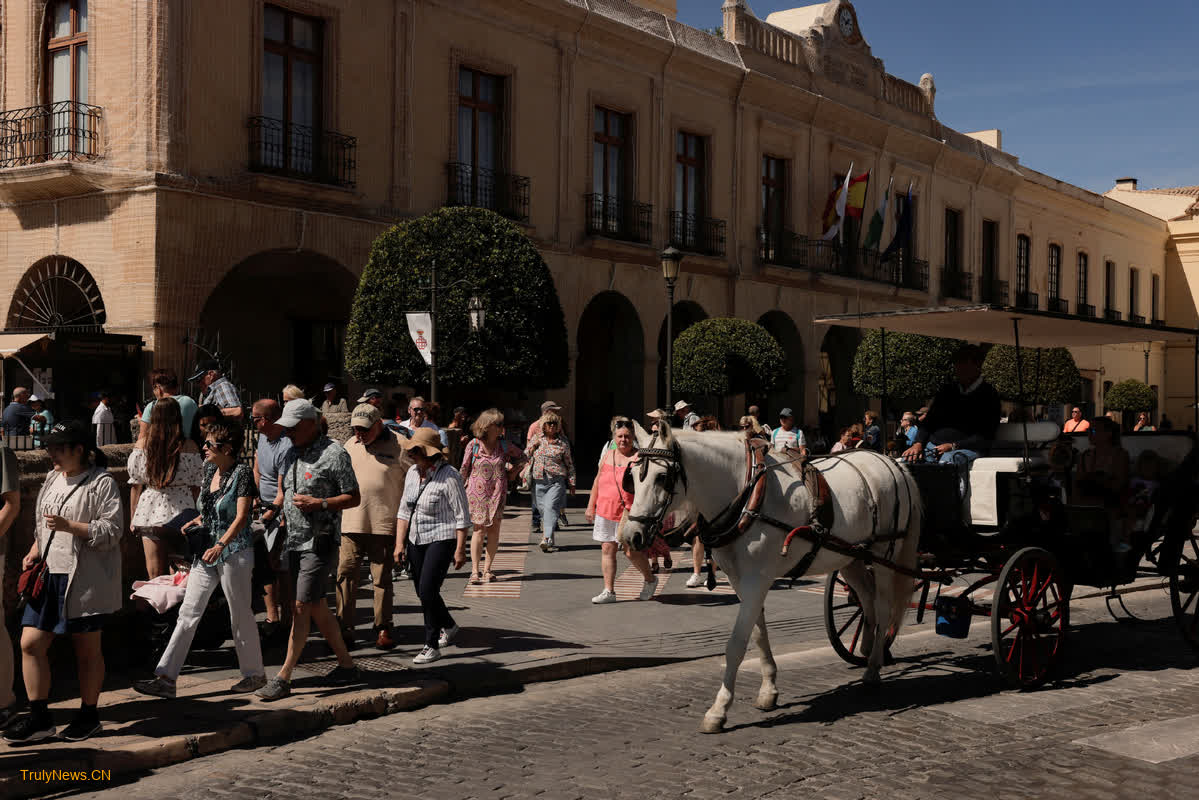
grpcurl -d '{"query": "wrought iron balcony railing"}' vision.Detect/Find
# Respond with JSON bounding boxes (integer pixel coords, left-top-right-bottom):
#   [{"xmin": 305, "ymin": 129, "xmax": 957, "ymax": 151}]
[
  {"xmin": 981, "ymin": 279, "xmax": 1009, "ymax": 305},
  {"xmin": 1129, "ymin": 314, "xmax": 1146, "ymax": 325},
  {"xmin": 669, "ymin": 211, "xmax": 726, "ymax": 257},
  {"xmin": 1104, "ymin": 308, "xmax": 1122, "ymax": 322},
  {"xmin": 247, "ymin": 116, "xmax": 356, "ymax": 189},
  {"xmin": 446, "ymin": 163, "xmax": 530, "ymax": 223},
  {"xmin": 0, "ymin": 101, "xmax": 102, "ymax": 168},
  {"xmin": 1077, "ymin": 302, "xmax": 1096, "ymax": 318},
  {"xmin": 1015, "ymin": 290, "xmax": 1039, "ymax": 310},
  {"xmin": 1047, "ymin": 296, "xmax": 1069, "ymax": 313},
  {"xmin": 940, "ymin": 268, "xmax": 973, "ymax": 300},
  {"xmin": 584, "ymin": 194, "xmax": 652, "ymax": 244},
  {"xmin": 757, "ymin": 230, "xmax": 929, "ymax": 291},
  {"xmin": 758, "ymin": 226, "xmax": 806, "ymax": 268},
  {"xmin": 1153, "ymin": 318, "xmax": 1165, "ymax": 327}
]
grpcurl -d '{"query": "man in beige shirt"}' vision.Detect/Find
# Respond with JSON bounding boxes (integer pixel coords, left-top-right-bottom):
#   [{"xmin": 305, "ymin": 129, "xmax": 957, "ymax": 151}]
[{"xmin": 336, "ymin": 404, "xmax": 412, "ymax": 650}]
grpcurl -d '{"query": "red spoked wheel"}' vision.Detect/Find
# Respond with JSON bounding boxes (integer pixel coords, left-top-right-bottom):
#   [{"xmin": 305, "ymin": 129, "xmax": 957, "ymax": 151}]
[
  {"xmin": 991, "ymin": 547, "xmax": 1068, "ymax": 689},
  {"xmin": 1166, "ymin": 526, "xmax": 1199, "ymax": 652},
  {"xmin": 824, "ymin": 570, "xmax": 893, "ymax": 667}
]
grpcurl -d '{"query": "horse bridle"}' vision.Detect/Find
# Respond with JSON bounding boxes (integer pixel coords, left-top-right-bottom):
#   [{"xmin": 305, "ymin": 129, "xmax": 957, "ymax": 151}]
[{"xmin": 625, "ymin": 437, "xmax": 688, "ymax": 537}]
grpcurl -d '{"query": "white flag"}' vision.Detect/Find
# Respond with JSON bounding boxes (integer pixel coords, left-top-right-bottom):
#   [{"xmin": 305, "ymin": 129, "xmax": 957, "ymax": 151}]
[
  {"xmin": 406, "ymin": 312, "xmax": 434, "ymax": 365},
  {"xmin": 821, "ymin": 163, "xmax": 853, "ymax": 241}
]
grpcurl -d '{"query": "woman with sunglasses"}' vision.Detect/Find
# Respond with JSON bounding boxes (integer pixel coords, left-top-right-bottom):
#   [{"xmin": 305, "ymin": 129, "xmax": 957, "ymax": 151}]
[
  {"xmin": 525, "ymin": 411, "xmax": 575, "ymax": 552},
  {"xmin": 585, "ymin": 417, "xmax": 655, "ymax": 603},
  {"xmin": 6, "ymin": 421, "xmax": 122, "ymax": 744},
  {"xmin": 134, "ymin": 419, "xmax": 265, "ymax": 699}
]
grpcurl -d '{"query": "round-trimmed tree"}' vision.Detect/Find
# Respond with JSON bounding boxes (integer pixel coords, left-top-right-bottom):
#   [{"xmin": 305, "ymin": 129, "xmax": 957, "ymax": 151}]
[
  {"xmin": 983, "ymin": 346, "xmax": 1080, "ymax": 405},
  {"xmin": 345, "ymin": 207, "xmax": 569, "ymax": 390},
  {"xmin": 851, "ymin": 329, "xmax": 960, "ymax": 404},
  {"xmin": 672, "ymin": 317, "xmax": 787, "ymax": 398},
  {"xmin": 1104, "ymin": 379, "xmax": 1156, "ymax": 412}
]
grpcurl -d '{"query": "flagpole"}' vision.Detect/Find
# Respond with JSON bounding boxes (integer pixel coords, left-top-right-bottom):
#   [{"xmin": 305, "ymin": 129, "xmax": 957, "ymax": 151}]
[{"xmin": 840, "ymin": 162, "xmax": 853, "ymax": 249}]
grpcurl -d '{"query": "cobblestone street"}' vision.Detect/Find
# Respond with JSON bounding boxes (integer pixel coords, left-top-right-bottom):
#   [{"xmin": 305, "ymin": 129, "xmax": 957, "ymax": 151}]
[{"xmin": 53, "ymin": 588, "xmax": 1199, "ymax": 800}]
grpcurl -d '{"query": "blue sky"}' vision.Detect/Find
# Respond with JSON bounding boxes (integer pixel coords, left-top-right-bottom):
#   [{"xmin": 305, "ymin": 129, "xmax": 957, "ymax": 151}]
[{"xmin": 675, "ymin": 1, "xmax": 1199, "ymax": 193}]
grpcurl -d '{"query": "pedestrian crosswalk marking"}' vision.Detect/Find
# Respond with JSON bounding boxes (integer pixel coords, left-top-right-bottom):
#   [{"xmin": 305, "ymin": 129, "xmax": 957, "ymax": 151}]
[
  {"xmin": 614, "ymin": 565, "xmax": 670, "ymax": 600},
  {"xmin": 462, "ymin": 523, "xmax": 529, "ymax": 598}
]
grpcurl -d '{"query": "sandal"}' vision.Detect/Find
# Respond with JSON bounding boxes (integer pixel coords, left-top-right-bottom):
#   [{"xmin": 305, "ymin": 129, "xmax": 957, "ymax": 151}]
[
  {"xmin": 469, "ymin": 572, "xmax": 482, "ymax": 585},
  {"xmin": 484, "ymin": 571, "xmax": 497, "ymax": 583},
  {"xmin": 664, "ymin": 555, "xmax": 673, "ymax": 570}
]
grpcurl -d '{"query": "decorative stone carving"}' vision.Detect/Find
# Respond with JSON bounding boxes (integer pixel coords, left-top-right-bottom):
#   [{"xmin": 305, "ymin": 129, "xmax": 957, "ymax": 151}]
[{"xmin": 919, "ymin": 73, "xmax": 936, "ymax": 115}]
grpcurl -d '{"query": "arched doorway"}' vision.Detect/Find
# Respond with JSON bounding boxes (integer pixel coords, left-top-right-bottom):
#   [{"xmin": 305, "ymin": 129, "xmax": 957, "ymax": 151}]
[
  {"xmin": 756, "ymin": 311, "xmax": 804, "ymax": 423},
  {"xmin": 819, "ymin": 326, "xmax": 863, "ymax": 442},
  {"xmin": 7, "ymin": 256, "xmax": 106, "ymax": 332},
  {"xmin": 576, "ymin": 291, "xmax": 645, "ymax": 479},
  {"xmin": 200, "ymin": 250, "xmax": 357, "ymax": 398},
  {"xmin": 657, "ymin": 300, "xmax": 708, "ymax": 411}
]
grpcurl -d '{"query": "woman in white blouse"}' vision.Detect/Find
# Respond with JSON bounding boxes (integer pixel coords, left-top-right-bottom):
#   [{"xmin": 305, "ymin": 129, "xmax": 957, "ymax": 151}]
[
  {"xmin": 129, "ymin": 397, "xmax": 203, "ymax": 578},
  {"xmin": 394, "ymin": 427, "xmax": 469, "ymax": 665}
]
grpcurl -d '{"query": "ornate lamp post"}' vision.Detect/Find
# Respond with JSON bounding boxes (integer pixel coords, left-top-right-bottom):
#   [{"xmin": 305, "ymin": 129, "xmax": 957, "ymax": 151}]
[
  {"xmin": 423, "ymin": 261, "xmax": 486, "ymax": 403},
  {"xmin": 660, "ymin": 246, "xmax": 683, "ymax": 408}
]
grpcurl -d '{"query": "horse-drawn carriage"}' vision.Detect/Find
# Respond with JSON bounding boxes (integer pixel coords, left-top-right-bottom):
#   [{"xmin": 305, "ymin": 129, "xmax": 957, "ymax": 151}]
[{"xmin": 621, "ymin": 303, "xmax": 1199, "ymax": 732}]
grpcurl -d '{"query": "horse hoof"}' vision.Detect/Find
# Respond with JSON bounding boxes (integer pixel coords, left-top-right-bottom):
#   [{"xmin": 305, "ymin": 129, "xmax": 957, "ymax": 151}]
[
  {"xmin": 754, "ymin": 693, "xmax": 779, "ymax": 712},
  {"xmin": 861, "ymin": 674, "xmax": 882, "ymax": 693},
  {"xmin": 700, "ymin": 715, "xmax": 726, "ymax": 734}
]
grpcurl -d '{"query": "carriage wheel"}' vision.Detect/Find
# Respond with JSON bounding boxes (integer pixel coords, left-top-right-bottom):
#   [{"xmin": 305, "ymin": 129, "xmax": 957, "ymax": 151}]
[
  {"xmin": 991, "ymin": 547, "xmax": 1068, "ymax": 689},
  {"xmin": 824, "ymin": 570, "xmax": 893, "ymax": 667},
  {"xmin": 1166, "ymin": 527, "xmax": 1199, "ymax": 652}
]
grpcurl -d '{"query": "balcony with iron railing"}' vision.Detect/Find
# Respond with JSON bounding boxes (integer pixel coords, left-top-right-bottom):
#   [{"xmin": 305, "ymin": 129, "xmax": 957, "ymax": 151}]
[
  {"xmin": 446, "ymin": 162, "xmax": 530, "ymax": 223},
  {"xmin": 0, "ymin": 101, "xmax": 102, "ymax": 168},
  {"xmin": 584, "ymin": 194, "xmax": 652, "ymax": 244},
  {"xmin": 669, "ymin": 211, "xmax": 726, "ymax": 257},
  {"xmin": 981, "ymin": 279, "xmax": 1009, "ymax": 305},
  {"xmin": 1015, "ymin": 290, "xmax": 1039, "ymax": 310},
  {"xmin": 940, "ymin": 268, "xmax": 973, "ymax": 301},
  {"xmin": 247, "ymin": 116, "xmax": 357, "ymax": 189},
  {"xmin": 1153, "ymin": 317, "xmax": 1166, "ymax": 327},
  {"xmin": 1129, "ymin": 313, "xmax": 1146, "ymax": 325},
  {"xmin": 757, "ymin": 229, "xmax": 928, "ymax": 291},
  {"xmin": 1077, "ymin": 302, "xmax": 1096, "ymax": 318},
  {"xmin": 1104, "ymin": 308, "xmax": 1122, "ymax": 322},
  {"xmin": 1047, "ymin": 296, "xmax": 1069, "ymax": 314}
]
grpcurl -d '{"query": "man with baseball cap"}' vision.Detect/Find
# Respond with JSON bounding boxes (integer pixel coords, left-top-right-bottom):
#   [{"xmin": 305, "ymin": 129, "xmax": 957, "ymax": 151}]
[
  {"xmin": 190, "ymin": 359, "xmax": 243, "ymax": 420},
  {"xmin": 674, "ymin": 400, "xmax": 699, "ymax": 431},
  {"xmin": 320, "ymin": 383, "xmax": 348, "ymax": 418},
  {"xmin": 357, "ymin": 388, "xmax": 384, "ymax": 408},
  {"xmin": 256, "ymin": 399, "xmax": 361, "ymax": 701},
  {"xmin": 770, "ymin": 407, "xmax": 807, "ymax": 455},
  {"xmin": 336, "ymin": 404, "xmax": 411, "ymax": 649}
]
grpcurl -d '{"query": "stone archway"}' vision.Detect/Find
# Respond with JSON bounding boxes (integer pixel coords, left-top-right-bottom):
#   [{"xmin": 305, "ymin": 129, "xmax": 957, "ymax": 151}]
[
  {"xmin": 756, "ymin": 310, "xmax": 805, "ymax": 423},
  {"xmin": 819, "ymin": 326, "xmax": 863, "ymax": 441},
  {"xmin": 199, "ymin": 250, "xmax": 357, "ymax": 397},
  {"xmin": 657, "ymin": 300, "xmax": 708, "ymax": 410},
  {"xmin": 575, "ymin": 291, "xmax": 645, "ymax": 475}
]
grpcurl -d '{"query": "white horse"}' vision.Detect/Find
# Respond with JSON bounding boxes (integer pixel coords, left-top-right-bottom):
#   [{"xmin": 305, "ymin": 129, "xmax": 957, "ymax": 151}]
[{"xmin": 622, "ymin": 422, "xmax": 921, "ymax": 733}]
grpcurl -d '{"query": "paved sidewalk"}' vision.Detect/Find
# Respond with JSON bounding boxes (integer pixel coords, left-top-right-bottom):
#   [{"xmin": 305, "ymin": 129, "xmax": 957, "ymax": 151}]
[{"xmin": 0, "ymin": 503, "xmax": 1177, "ymax": 796}]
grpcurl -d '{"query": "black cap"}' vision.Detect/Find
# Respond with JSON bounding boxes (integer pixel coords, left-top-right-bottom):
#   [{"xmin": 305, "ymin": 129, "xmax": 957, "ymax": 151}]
[
  {"xmin": 43, "ymin": 420, "xmax": 92, "ymax": 448},
  {"xmin": 188, "ymin": 359, "xmax": 220, "ymax": 382}
]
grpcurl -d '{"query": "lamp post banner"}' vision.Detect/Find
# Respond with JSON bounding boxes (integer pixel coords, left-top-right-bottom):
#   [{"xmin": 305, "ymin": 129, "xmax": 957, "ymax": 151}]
[{"xmin": 406, "ymin": 312, "xmax": 434, "ymax": 365}]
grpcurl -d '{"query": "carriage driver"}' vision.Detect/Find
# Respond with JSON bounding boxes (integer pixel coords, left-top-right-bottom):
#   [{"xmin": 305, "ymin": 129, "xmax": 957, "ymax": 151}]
[{"xmin": 901, "ymin": 344, "xmax": 1001, "ymax": 486}]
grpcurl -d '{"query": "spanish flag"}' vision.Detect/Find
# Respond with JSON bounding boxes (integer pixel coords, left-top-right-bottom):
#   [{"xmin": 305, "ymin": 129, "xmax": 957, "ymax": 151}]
[
  {"xmin": 821, "ymin": 168, "xmax": 870, "ymax": 240},
  {"xmin": 844, "ymin": 171, "xmax": 870, "ymax": 218}
]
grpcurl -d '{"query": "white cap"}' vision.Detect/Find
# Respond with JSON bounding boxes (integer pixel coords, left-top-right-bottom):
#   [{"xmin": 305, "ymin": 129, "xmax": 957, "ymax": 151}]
[
  {"xmin": 29, "ymin": 395, "xmax": 40, "ymax": 402},
  {"xmin": 323, "ymin": 383, "xmax": 336, "ymax": 393},
  {"xmin": 277, "ymin": 399, "xmax": 320, "ymax": 428},
  {"xmin": 674, "ymin": 400, "xmax": 691, "ymax": 412}
]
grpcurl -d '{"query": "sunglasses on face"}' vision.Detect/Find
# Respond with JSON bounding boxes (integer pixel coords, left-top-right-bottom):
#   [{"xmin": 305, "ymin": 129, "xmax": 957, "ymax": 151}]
[
  {"xmin": 410, "ymin": 408, "xmax": 426, "ymax": 414},
  {"xmin": 352, "ymin": 426, "xmax": 371, "ymax": 435},
  {"xmin": 202, "ymin": 440, "xmax": 231, "ymax": 451}
]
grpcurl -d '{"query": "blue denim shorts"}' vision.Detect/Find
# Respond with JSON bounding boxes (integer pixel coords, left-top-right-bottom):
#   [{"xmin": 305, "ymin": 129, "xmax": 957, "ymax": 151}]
[{"xmin": 21, "ymin": 573, "xmax": 109, "ymax": 635}]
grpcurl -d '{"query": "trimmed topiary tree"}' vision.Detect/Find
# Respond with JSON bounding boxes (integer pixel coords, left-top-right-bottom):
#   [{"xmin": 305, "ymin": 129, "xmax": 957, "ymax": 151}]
[
  {"xmin": 672, "ymin": 318, "xmax": 787, "ymax": 398},
  {"xmin": 345, "ymin": 207, "xmax": 569, "ymax": 390},
  {"xmin": 983, "ymin": 346, "xmax": 1080, "ymax": 405},
  {"xmin": 1104, "ymin": 379, "xmax": 1156, "ymax": 412},
  {"xmin": 851, "ymin": 329, "xmax": 960, "ymax": 404}
]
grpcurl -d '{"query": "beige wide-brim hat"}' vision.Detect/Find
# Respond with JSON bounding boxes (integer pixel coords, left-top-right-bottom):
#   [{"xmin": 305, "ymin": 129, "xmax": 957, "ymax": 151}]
[{"xmin": 401, "ymin": 426, "xmax": 447, "ymax": 458}]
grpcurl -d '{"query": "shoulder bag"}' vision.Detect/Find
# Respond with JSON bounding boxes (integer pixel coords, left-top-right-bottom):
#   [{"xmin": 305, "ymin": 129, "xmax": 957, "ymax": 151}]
[{"xmin": 16, "ymin": 469, "xmax": 96, "ymax": 611}]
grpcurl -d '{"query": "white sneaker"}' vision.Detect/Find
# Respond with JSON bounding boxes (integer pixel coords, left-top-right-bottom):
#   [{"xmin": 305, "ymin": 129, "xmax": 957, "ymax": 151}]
[
  {"xmin": 685, "ymin": 573, "xmax": 704, "ymax": 588},
  {"xmin": 437, "ymin": 625, "xmax": 460, "ymax": 648},
  {"xmin": 413, "ymin": 646, "xmax": 442, "ymax": 664},
  {"xmin": 638, "ymin": 578, "xmax": 658, "ymax": 601},
  {"xmin": 591, "ymin": 589, "xmax": 617, "ymax": 604}
]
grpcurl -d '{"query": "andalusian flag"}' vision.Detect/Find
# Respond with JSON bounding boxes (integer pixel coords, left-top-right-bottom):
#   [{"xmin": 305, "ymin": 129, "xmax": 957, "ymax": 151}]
[{"xmin": 863, "ymin": 177, "xmax": 892, "ymax": 250}]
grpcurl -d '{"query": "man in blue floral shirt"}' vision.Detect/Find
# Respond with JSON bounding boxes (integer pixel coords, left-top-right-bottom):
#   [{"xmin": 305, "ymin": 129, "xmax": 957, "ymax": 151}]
[{"xmin": 257, "ymin": 399, "xmax": 361, "ymax": 701}]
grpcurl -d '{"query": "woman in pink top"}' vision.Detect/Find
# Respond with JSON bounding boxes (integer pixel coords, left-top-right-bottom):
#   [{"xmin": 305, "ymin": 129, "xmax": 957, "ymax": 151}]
[
  {"xmin": 461, "ymin": 408, "xmax": 526, "ymax": 584},
  {"xmin": 585, "ymin": 418, "xmax": 655, "ymax": 604}
]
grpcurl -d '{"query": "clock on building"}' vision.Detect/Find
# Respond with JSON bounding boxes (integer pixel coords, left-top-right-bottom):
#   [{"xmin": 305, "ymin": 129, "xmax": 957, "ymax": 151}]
[{"xmin": 837, "ymin": 6, "xmax": 855, "ymax": 39}]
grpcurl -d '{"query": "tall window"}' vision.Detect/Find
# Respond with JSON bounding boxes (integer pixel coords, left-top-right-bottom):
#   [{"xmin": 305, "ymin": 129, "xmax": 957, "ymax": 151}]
[
  {"xmin": 1105, "ymin": 260, "xmax": 1117, "ymax": 311},
  {"xmin": 592, "ymin": 107, "xmax": 630, "ymax": 201},
  {"xmin": 262, "ymin": 5, "xmax": 323, "ymax": 173},
  {"xmin": 1129, "ymin": 268, "xmax": 1140, "ymax": 317},
  {"xmin": 47, "ymin": 0, "xmax": 89, "ymax": 157},
  {"xmin": 456, "ymin": 68, "xmax": 504, "ymax": 208},
  {"xmin": 674, "ymin": 133, "xmax": 706, "ymax": 218},
  {"xmin": 761, "ymin": 156, "xmax": 787, "ymax": 240},
  {"xmin": 944, "ymin": 208, "xmax": 961, "ymax": 271},
  {"xmin": 1016, "ymin": 234, "xmax": 1030, "ymax": 294},
  {"xmin": 981, "ymin": 220, "xmax": 998, "ymax": 300},
  {"xmin": 1047, "ymin": 244, "xmax": 1061, "ymax": 300},
  {"xmin": 1152, "ymin": 274, "xmax": 1161, "ymax": 322},
  {"xmin": 1077, "ymin": 252, "xmax": 1089, "ymax": 308}
]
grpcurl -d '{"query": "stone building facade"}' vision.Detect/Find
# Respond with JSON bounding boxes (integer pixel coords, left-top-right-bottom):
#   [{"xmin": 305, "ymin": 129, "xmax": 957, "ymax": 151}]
[{"xmin": 0, "ymin": 0, "xmax": 1188, "ymax": 457}]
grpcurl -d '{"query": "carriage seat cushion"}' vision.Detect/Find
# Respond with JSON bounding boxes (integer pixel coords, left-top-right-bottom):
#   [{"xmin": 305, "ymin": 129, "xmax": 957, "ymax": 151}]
[{"xmin": 968, "ymin": 455, "xmax": 1048, "ymax": 527}]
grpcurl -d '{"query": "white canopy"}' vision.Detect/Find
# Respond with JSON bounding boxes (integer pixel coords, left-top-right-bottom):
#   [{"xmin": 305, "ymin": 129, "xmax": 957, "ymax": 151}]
[{"xmin": 813, "ymin": 305, "xmax": 1196, "ymax": 349}]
